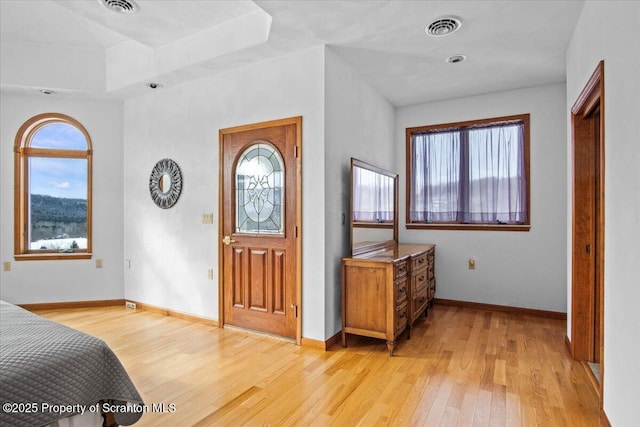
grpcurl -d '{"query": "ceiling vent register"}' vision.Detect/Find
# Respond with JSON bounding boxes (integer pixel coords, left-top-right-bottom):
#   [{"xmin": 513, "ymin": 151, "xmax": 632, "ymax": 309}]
[
  {"xmin": 98, "ymin": 0, "xmax": 139, "ymax": 14},
  {"xmin": 425, "ymin": 16, "xmax": 462, "ymax": 37}
]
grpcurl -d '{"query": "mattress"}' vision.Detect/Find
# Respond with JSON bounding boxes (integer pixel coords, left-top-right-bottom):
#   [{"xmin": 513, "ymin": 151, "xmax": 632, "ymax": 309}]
[{"xmin": 0, "ymin": 300, "xmax": 144, "ymax": 427}]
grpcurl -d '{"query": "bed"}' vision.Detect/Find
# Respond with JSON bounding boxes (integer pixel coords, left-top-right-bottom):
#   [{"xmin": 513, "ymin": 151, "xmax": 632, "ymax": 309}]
[{"xmin": 0, "ymin": 300, "xmax": 144, "ymax": 427}]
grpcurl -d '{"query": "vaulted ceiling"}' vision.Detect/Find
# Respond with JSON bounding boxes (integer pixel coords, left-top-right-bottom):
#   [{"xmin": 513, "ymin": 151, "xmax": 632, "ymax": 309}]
[{"xmin": 0, "ymin": 0, "xmax": 584, "ymax": 106}]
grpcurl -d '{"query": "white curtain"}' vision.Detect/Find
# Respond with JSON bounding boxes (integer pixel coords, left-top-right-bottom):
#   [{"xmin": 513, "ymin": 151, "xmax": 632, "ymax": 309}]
[
  {"xmin": 410, "ymin": 123, "xmax": 527, "ymax": 224},
  {"xmin": 353, "ymin": 167, "xmax": 394, "ymax": 222}
]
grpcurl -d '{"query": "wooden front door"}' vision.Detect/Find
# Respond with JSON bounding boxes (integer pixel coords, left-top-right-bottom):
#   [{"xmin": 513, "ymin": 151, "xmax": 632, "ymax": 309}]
[{"xmin": 219, "ymin": 117, "xmax": 301, "ymax": 341}]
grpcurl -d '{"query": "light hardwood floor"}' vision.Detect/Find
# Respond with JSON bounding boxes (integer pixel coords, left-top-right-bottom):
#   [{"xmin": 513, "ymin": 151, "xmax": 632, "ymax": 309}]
[{"xmin": 34, "ymin": 304, "xmax": 599, "ymax": 426}]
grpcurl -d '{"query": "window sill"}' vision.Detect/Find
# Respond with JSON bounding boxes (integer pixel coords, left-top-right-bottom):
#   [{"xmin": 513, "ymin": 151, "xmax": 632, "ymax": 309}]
[
  {"xmin": 353, "ymin": 222, "xmax": 394, "ymax": 229},
  {"xmin": 406, "ymin": 223, "xmax": 530, "ymax": 232},
  {"xmin": 14, "ymin": 253, "xmax": 92, "ymax": 261}
]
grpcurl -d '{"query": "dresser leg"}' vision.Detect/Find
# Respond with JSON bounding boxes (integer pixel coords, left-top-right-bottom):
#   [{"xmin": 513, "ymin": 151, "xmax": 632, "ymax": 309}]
[
  {"xmin": 342, "ymin": 331, "xmax": 347, "ymax": 347},
  {"xmin": 386, "ymin": 341, "xmax": 395, "ymax": 356}
]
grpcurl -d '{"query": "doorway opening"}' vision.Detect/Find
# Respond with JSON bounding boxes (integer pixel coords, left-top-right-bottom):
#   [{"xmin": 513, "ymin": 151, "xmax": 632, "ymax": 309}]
[{"xmin": 570, "ymin": 61, "xmax": 604, "ymax": 404}]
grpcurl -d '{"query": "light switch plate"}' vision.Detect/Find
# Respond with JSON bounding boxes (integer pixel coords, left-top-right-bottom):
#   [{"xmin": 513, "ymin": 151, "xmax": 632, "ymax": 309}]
[{"xmin": 202, "ymin": 213, "xmax": 214, "ymax": 224}]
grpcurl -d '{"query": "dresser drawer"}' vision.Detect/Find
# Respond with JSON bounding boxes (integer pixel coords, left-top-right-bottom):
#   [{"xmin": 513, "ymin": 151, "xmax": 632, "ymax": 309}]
[
  {"xmin": 412, "ymin": 269, "xmax": 428, "ymax": 292},
  {"xmin": 396, "ymin": 301, "xmax": 408, "ymax": 335},
  {"xmin": 395, "ymin": 279, "xmax": 408, "ymax": 306},
  {"xmin": 413, "ymin": 286, "xmax": 428, "ymax": 317},
  {"xmin": 411, "ymin": 253, "xmax": 428, "ymax": 271},
  {"xmin": 429, "ymin": 278, "xmax": 436, "ymax": 299},
  {"xmin": 427, "ymin": 248, "xmax": 435, "ymax": 278},
  {"xmin": 394, "ymin": 260, "xmax": 409, "ymax": 279}
]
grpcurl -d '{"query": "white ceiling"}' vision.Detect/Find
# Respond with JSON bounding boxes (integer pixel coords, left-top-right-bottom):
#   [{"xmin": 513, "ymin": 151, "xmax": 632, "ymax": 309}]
[{"xmin": 0, "ymin": 0, "xmax": 585, "ymax": 106}]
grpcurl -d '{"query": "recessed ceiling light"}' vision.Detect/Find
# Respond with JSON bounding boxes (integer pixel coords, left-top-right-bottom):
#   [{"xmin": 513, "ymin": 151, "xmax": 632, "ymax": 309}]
[
  {"xmin": 39, "ymin": 89, "xmax": 56, "ymax": 95},
  {"xmin": 445, "ymin": 54, "xmax": 467, "ymax": 64},
  {"xmin": 98, "ymin": 0, "xmax": 139, "ymax": 14},
  {"xmin": 425, "ymin": 16, "xmax": 462, "ymax": 37},
  {"xmin": 146, "ymin": 82, "xmax": 163, "ymax": 89}
]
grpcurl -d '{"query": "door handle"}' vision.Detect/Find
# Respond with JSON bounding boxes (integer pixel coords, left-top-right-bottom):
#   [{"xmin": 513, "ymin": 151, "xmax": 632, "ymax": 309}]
[{"xmin": 222, "ymin": 236, "xmax": 237, "ymax": 246}]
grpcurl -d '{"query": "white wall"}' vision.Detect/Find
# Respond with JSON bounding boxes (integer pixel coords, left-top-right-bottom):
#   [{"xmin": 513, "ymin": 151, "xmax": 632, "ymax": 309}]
[
  {"xmin": 324, "ymin": 48, "xmax": 396, "ymax": 337},
  {"xmin": 566, "ymin": 2, "xmax": 640, "ymax": 425},
  {"xmin": 123, "ymin": 47, "xmax": 327, "ymax": 340},
  {"xmin": 396, "ymin": 84, "xmax": 567, "ymax": 312},
  {"xmin": 0, "ymin": 92, "xmax": 125, "ymax": 303}
]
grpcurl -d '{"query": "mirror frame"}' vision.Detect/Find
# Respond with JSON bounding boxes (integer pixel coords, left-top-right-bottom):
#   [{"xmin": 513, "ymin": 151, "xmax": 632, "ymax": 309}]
[
  {"xmin": 149, "ymin": 158, "xmax": 183, "ymax": 209},
  {"xmin": 350, "ymin": 158, "xmax": 398, "ymax": 256}
]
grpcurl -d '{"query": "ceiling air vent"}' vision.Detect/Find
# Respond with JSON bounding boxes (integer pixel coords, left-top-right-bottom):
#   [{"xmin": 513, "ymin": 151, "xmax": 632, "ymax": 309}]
[
  {"xmin": 98, "ymin": 0, "xmax": 139, "ymax": 14},
  {"xmin": 425, "ymin": 16, "xmax": 462, "ymax": 37},
  {"xmin": 446, "ymin": 54, "xmax": 467, "ymax": 64}
]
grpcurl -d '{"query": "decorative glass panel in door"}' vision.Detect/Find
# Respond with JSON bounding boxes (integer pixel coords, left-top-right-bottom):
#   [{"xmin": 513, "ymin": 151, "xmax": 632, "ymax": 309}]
[{"xmin": 235, "ymin": 142, "xmax": 285, "ymax": 234}]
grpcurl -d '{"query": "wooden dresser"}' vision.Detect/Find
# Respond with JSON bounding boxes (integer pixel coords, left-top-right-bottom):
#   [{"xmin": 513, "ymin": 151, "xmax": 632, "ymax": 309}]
[{"xmin": 341, "ymin": 243, "xmax": 436, "ymax": 355}]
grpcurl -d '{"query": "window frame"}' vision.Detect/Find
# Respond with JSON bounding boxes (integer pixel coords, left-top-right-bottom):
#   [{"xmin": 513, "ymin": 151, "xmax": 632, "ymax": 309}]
[
  {"xmin": 14, "ymin": 113, "xmax": 93, "ymax": 260},
  {"xmin": 405, "ymin": 114, "xmax": 530, "ymax": 232}
]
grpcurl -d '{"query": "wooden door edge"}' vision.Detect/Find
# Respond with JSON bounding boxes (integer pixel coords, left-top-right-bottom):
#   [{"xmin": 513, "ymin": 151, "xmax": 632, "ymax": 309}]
[{"xmin": 570, "ymin": 60, "xmax": 605, "ymax": 410}]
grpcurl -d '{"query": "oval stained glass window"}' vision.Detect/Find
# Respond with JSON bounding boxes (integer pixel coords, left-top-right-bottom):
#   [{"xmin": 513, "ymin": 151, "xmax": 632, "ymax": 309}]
[{"xmin": 235, "ymin": 142, "xmax": 284, "ymax": 234}]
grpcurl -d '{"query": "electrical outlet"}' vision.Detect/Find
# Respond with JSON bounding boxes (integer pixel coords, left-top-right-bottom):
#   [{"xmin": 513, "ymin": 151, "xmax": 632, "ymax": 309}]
[
  {"xmin": 208, "ymin": 269, "xmax": 214, "ymax": 280},
  {"xmin": 3, "ymin": 262, "xmax": 11, "ymax": 272},
  {"xmin": 96, "ymin": 259, "xmax": 103, "ymax": 268},
  {"xmin": 468, "ymin": 258, "xmax": 476, "ymax": 270},
  {"xmin": 125, "ymin": 301, "xmax": 136, "ymax": 310}
]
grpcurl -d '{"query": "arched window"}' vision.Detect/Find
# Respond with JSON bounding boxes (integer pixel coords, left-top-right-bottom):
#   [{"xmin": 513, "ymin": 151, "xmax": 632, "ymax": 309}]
[{"xmin": 14, "ymin": 113, "xmax": 92, "ymax": 260}]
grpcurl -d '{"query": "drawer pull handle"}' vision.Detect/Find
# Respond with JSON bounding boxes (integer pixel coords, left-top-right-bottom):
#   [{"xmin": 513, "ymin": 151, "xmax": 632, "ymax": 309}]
[
  {"xmin": 419, "ymin": 276, "xmax": 425, "ymax": 282},
  {"xmin": 399, "ymin": 312, "xmax": 407, "ymax": 319},
  {"xmin": 418, "ymin": 259, "xmax": 424, "ymax": 264},
  {"xmin": 399, "ymin": 288, "xmax": 406, "ymax": 293}
]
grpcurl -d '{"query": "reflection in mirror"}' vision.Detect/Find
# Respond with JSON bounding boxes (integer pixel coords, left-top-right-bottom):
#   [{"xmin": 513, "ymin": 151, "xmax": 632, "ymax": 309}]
[
  {"xmin": 159, "ymin": 174, "xmax": 171, "ymax": 194},
  {"xmin": 350, "ymin": 158, "xmax": 398, "ymax": 256},
  {"xmin": 353, "ymin": 165, "xmax": 394, "ymax": 224},
  {"xmin": 352, "ymin": 227, "xmax": 395, "ymax": 252}
]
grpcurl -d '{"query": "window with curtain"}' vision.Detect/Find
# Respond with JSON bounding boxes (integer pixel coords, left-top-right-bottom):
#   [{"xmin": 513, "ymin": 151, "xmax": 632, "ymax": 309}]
[
  {"xmin": 353, "ymin": 164, "xmax": 394, "ymax": 224},
  {"xmin": 14, "ymin": 113, "xmax": 93, "ymax": 260},
  {"xmin": 406, "ymin": 114, "xmax": 530, "ymax": 231}
]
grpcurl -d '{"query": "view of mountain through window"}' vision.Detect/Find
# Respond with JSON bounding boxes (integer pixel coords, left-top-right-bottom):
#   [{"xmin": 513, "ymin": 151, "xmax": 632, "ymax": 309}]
[{"xmin": 28, "ymin": 123, "xmax": 88, "ymax": 251}]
